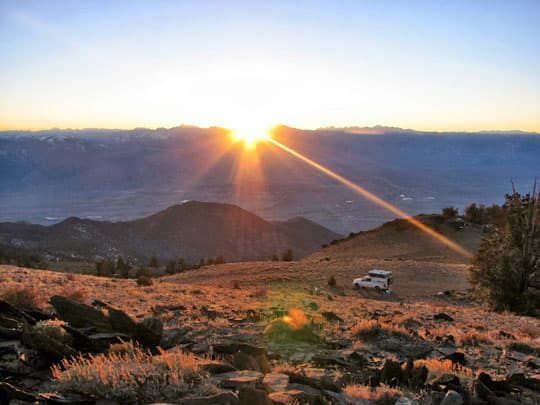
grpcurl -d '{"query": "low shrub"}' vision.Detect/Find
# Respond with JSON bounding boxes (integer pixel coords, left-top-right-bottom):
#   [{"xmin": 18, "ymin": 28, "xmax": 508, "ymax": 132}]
[
  {"xmin": 2, "ymin": 286, "xmax": 42, "ymax": 309},
  {"xmin": 327, "ymin": 275, "xmax": 337, "ymax": 288},
  {"xmin": 51, "ymin": 347, "xmax": 215, "ymax": 403},
  {"xmin": 344, "ymin": 384, "xmax": 402, "ymax": 405},
  {"xmin": 59, "ymin": 287, "xmax": 87, "ymax": 304},
  {"xmin": 137, "ymin": 275, "xmax": 153, "ymax": 286}
]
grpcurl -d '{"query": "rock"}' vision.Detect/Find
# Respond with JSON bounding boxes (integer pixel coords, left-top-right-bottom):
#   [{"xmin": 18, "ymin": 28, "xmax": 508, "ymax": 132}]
[
  {"xmin": 239, "ymin": 388, "xmax": 272, "ymax": 405},
  {"xmin": 442, "ymin": 352, "xmax": 466, "ymax": 367},
  {"xmin": 21, "ymin": 322, "xmax": 76, "ymax": 362},
  {"xmin": 433, "ymin": 374, "xmax": 461, "ymax": 392},
  {"xmin": 395, "ymin": 397, "xmax": 419, "ymax": 405},
  {"xmin": 50, "ymin": 296, "xmax": 111, "ymax": 330},
  {"xmin": 270, "ymin": 384, "xmax": 325, "ymax": 405},
  {"xmin": 87, "ymin": 333, "xmax": 130, "ymax": 352},
  {"xmin": 320, "ymin": 311, "xmax": 344, "ymax": 323},
  {"xmin": 200, "ymin": 361, "xmax": 236, "ymax": 375},
  {"xmin": 440, "ymin": 390, "xmax": 463, "ymax": 405},
  {"xmin": 474, "ymin": 379, "xmax": 494, "ymax": 400},
  {"xmin": 0, "ymin": 314, "xmax": 21, "ymax": 329},
  {"xmin": 0, "ymin": 325, "xmax": 21, "ymax": 339},
  {"xmin": 286, "ymin": 368, "xmax": 341, "ymax": 392},
  {"xmin": 263, "ymin": 373, "xmax": 289, "ymax": 392},
  {"xmin": 477, "ymin": 372, "xmax": 511, "ymax": 394},
  {"xmin": 0, "ymin": 300, "xmax": 36, "ymax": 324},
  {"xmin": 107, "ymin": 308, "xmax": 138, "ymax": 335},
  {"xmin": 381, "ymin": 359, "xmax": 404, "ymax": 386},
  {"xmin": 434, "ymin": 313, "xmax": 454, "ymax": 322},
  {"xmin": 212, "ymin": 370, "xmax": 265, "ymax": 390},
  {"xmin": 0, "ymin": 382, "xmax": 39, "ymax": 402},
  {"xmin": 213, "ymin": 343, "xmax": 270, "ymax": 373},
  {"xmin": 135, "ymin": 317, "xmax": 163, "ymax": 347},
  {"xmin": 403, "ymin": 360, "xmax": 428, "ymax": 389},
  {"xmin": 175, "ymin": 391, "xmax": 239, "ymax": 404},
  {"xmin": 311, "ymin": 352, "xmax": 352, "ymax": 369}
]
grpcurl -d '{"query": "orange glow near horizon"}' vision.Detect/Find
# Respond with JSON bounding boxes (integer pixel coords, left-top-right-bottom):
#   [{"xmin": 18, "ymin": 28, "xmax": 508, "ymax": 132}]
[
  {"xmin": 230, "ymin": 124, "xmax": 272, "ymax": 150},
  {"xmin": 266, "ymin": 136, "xmax": 473, "ymax": 259}
]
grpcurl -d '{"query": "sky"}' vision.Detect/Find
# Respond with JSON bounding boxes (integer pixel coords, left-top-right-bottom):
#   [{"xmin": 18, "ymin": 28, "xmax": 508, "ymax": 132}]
[{"xmin": 0, "ymin": 0, "xmax": 539, "ymax": 132}]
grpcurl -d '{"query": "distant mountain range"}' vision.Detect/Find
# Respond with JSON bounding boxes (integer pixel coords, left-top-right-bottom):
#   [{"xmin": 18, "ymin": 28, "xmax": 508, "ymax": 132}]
[
  {"xmin": 0, "ymin": 201, "xmax": 340, "ymax": 262},
  {"xmin": 1, "ymin": 125, "xmax": 539, "ymax": 234}
]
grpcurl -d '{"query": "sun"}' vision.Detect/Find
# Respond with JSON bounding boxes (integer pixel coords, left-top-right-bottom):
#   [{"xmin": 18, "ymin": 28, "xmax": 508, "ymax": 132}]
[{"xmin": 230, "ymin": 124, "xmax": 272, "ymax": 150}]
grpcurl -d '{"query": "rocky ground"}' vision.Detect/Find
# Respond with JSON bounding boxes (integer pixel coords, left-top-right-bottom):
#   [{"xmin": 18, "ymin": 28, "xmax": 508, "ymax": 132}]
[{"xmin": 0, "ymin": 264, "xmax": 540, "ymax": 404}]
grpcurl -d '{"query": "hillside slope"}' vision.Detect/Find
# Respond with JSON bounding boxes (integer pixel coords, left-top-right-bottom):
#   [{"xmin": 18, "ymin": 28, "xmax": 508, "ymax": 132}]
[
  {"xmin": 309, "ymin": 214, "xmax": 483, "ymax": 264},
  {"xmin": 0, "ymin": 201, "xmax": 340, "ymax": 262}
]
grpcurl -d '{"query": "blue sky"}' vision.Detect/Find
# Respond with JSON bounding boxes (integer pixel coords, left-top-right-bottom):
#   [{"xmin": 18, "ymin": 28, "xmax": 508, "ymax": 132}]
[{"xmin": 1, "ymin": 0, "xmax": 539, "ymax": 131}]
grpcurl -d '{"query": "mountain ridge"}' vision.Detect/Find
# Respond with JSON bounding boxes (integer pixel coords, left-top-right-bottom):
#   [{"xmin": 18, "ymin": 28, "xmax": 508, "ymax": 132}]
[{"xmin": 0, "ymin": 201, "xmax": 340, "ymax": 263}]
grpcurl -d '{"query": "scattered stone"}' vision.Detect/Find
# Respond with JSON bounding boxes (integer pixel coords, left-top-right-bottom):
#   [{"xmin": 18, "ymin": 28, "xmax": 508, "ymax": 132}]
[
  {"xmin": 107, "ymin": 307, "xmax": 138, "ymax": 335},
  {"xmin": 381, "ymin": 359, "xmax": 404, "ymax": 386},
  {"xmin": 440, "ymin": 390, "xmax": 463, "ymax": 405},
  {"xmin": 135, "ymin": 316, "xmax": 163, "ymax": 347},
  {"xmin": 0, "ymin": 382, "xmax": 39, "ymax": 403},
  {"xmin": 200, "ymin": 361, "xmax": 236, "ymax": 375},
  {"xmin": 263, "ymin": 373, "xmax": 289, "ymax": 392},
  {"xmin": 434, "ymin": 313, "xmax": 454, "ymax": 322},
  {"xmin": 238, "ymin": 388, "xmax": 272, "ymax": 405},
  {"xmin": 320, "ymin": 311, "xmax": 344, "ymax": 323},
  {"xmin": 433, "ymin": 374, "xmax": 461, "ymax": 392},
  {"xmin": 212, "ymin": 370, "xmax": 265, "ymax": 390},
  {"xmin": 175, "ymin": 391, "xmax": 239, "ymax": 405},
  {"xmin": 442, "ymin": 352, "xmax": 466, "ymax": 368},
  {"xmin": 395, "ymin": 397, "xmax": 419, "ymax": 405}
]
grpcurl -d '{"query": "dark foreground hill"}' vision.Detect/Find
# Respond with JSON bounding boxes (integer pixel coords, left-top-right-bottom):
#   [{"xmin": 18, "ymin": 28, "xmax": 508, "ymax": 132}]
[
  {"xmin": 309, "ymin": 214, "xmax": 483, "ymax": 264},
  {"xmin": 0, "ymin": 201, "xmax": 340, "ymax": 263}
]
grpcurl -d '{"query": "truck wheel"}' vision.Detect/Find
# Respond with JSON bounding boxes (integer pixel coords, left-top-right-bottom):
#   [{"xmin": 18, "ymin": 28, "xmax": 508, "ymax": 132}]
[{"xmin": 353, "ymin": 284, "xmax": 360, "ymax": 290}]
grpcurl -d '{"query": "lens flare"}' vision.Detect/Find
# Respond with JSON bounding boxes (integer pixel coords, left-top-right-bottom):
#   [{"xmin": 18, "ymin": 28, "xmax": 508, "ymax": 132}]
[{"xmin": 267, "ymin": 137, "xmax": 473, "ymax": 259}]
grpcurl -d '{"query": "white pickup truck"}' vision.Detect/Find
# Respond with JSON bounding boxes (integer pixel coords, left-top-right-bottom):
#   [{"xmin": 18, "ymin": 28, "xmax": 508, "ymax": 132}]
[{"xmin": 353, "ymin": 269, "xmax": 393, "ymax": 291}]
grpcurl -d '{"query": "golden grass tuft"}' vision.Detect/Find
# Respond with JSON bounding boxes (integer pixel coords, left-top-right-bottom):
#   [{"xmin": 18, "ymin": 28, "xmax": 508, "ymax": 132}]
[
  {"xmin": 351, "ymin": 319, "xmax": 410, "ymax": 340},
  {"xmin": 51, "ymin": 346, "xmax": 215, "ymax": 403},
  {"xmin": 1, "ymin": 286, "xmax": 43, "ymax": 309},
  {"xmin": 344, "ymin": 384, "xmax": 402, "ymax": 405}
]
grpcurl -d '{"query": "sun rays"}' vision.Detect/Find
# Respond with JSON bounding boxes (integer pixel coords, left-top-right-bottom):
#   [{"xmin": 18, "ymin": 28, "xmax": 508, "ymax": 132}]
[{"xmin": 181, "ymin": 125, "xmax": 471, "ymax": 259}]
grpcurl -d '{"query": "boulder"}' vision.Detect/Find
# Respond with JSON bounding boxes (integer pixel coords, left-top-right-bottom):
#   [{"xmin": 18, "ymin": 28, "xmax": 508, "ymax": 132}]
[
  {"xmin": 381, "ymin": 359, "xmax": 404, "ymax": 386},
  {"xmin": 175, "ymin": 391, "xmax": 239, "ymax": 405},
  {"xmin": 269, "ymin": 384, "xmax": 325, "ymax": 405},
  {"xmin": 440, "ymin": 390, "xmax": 463, "ymax": 405},
  {"xmin": 50, "ymin": 296, "xmax": 111, "ymax": 330},
  {"xmin": 212, "ymin": 370, "xmax": 265, "ymax": 390},
  {"xmin": 286, "ymin": 368, "xmax": 341, "ymax": 392},
  {"xmin": 107, "ymin": 307, "xmax": 138, "ymax": 335},
  {"xmin": 434, "ymin": 313, "xmax": 454, "ymax": 322},
  {"xmin": 263, "ymin": 373, "xmax": 289, "ymax": 392},
  {"xmin": 320, "ymin": 311, "xmax": 344, "ymax": 323},
  {"xmin": 434, "ymin": 374, "xmax": 461, "ymax": 391},
  {"xmin": 213, "ymin": 342, "xmax": 270, "ymax": 373},
  {"xmin": 239, "ymin": 388, "xmax": 272, "ymax": 405},
  {"xmin": 135, "ymin": 317, "xmax": 163, "ymax": 347}
]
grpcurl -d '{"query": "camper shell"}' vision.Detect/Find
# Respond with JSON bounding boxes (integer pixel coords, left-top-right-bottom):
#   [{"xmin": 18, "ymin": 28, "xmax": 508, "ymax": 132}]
[{"xmin": 353, "ymin": 269, "xmax": 393, "ymax": 291}]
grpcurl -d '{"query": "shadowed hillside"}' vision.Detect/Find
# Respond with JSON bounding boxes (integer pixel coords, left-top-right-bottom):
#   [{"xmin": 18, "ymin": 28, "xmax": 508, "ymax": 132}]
[{"xmin": 0, "ymin": 201, "xmax": 340, "ymax": 263}]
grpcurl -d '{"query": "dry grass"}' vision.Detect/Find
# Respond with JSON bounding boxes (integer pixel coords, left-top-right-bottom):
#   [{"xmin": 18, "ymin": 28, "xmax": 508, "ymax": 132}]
[
  {"xmin": 59, "ymin": 286, "xmax": 88, "ymax": 304},
  {"xmin": 1, "ymin": 286, "xmax": 43, "ymax": 309},
  {"xmin": 344, "ymin": 384, "xmax": 402, "ymax": 405},
  {"xmin": 459, "ymin": 330, "xmax": 494, "ymax": 347},
  {"xmin": 351, "ymin": 319, "xmax": 410, "ymax": 340},
  {"xmin": 51, "ymin": 344, "xmax": 215, "ymax": 403},
  {"xmin": 414, "ymin": 358, "xmax": 474, "ymax": 388}
]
